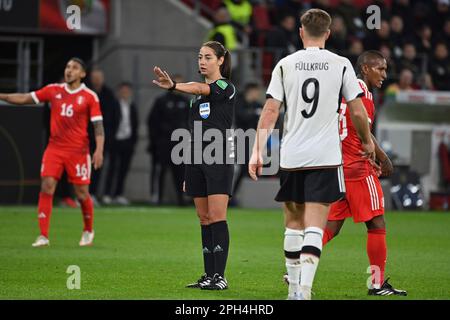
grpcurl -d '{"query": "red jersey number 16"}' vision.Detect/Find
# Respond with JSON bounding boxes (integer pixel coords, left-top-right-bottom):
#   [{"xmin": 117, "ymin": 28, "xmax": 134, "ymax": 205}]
[{"xmin": 61, "ymin": 103, "xmax": 74, "ymax": 117}]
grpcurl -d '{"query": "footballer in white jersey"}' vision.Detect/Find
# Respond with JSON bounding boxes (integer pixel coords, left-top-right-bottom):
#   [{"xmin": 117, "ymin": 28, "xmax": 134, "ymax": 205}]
[
  {"xmin": 267, "ymin": 47, "xmax": 363, "ymax": 169},
  {"xmin": 249, "ymin": 8, "xmax": 374, "ymax": 301}
]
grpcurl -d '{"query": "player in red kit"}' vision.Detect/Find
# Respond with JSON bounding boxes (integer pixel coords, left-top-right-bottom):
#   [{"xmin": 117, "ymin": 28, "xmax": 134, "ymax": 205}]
[
  {"xmin": 323, "ymin": 51, "xmax": 407, "ymax": 296},
  {"xmin": 0, "ymin": 58, "xmax": 104, "ymax": 247}
]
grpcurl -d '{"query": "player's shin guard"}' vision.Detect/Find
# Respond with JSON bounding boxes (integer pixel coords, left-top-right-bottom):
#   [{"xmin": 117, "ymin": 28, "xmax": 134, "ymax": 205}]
[
  {"xmin": 80, "ymin": 196, "xmax": 94, "ymax": 232},
  {"xmin": 284, "ymin": 228, "xmax": 304, "ymax": 295},
  {"xmin": 37, "ymin": 192, "xmax": 54, "ymax": 238},
  {"xmin": 300, "ymin": 227, "xmax": 324, "ymax": 298},
  {"xmin": 201, "ymin": 224, "xmax": 214, "ymax": 278},
  {"xmin": 210, "ymin": 221, "xmax": 229, "ymax": 277},
  {"xmin": 367, "ymin": 228, "xmax": 387, "ymax": 289}
]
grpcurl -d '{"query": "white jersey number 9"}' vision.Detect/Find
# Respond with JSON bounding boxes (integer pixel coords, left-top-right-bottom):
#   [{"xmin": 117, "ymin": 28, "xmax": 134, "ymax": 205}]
[{"xmin": 301, "ymin": 78, "xmax": 320, "ymax": 118}]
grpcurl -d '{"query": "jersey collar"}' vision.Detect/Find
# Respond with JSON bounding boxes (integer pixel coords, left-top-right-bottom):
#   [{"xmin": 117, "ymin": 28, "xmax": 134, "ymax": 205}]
[
  {"xmin": 304, "ymin": 47, "xmax": 323, "ymax": 51},
  {"xmin": 358, "ymin": 78, "xmax": 369, "ymax": 90},
  {"xmin": 64, "ymin": 83, "xmax": 85, "ymax": 94}
]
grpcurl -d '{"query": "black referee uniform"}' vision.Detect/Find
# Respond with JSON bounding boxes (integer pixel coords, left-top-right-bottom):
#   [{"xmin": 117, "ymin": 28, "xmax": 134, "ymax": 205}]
[{"xmin": 185, "ymin": 78, "xmax": 236, "ymax": 197}]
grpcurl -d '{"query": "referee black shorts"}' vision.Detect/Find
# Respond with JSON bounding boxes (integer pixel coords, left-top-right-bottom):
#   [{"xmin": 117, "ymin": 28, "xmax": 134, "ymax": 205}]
[
  {"xmin": 275, "ymin": 166, "xmax": 345, "ymax": 204},
  {"xmin": 185, "ymin": 164, "xmax": 234, "ymax": 198}
]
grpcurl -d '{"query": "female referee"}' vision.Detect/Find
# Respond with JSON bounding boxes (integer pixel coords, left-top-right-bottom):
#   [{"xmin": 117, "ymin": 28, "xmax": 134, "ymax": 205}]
[{"xmin": 153, "ymin": 41, "xmax": 236, "ymax": 290}]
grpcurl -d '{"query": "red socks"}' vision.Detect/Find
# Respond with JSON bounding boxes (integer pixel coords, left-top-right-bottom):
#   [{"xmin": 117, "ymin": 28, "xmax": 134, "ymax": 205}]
[
  {"xmin": 80, "ymin": 196, "xmax": 94, "ymax": 232},
  {"xmin": 322, "ymin": 227, "xmax": 334, "ymax": 246},
  {"xmin": 37, "ymin": 193, "xmax": 94, "ymax": 237},
  {"xmin": 321, "ymin": 226, "xmax": 387, "ymax": 288},
  {"xmin": 367, "ymin": 228, "xmax": 387, "ymax": 287},
  {"xmin": 37, "ymin": 192, "xmax": 53, "ymax": 238}
]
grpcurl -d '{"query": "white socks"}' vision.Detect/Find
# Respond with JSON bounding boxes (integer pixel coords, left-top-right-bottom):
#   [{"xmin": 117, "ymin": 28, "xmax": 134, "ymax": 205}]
[
  {"xmin": 284, "ymin": 228, "xmax": 304, "ymax": 296},
  {"xmin": 299, "ymin": 226, "xmax": 324, "ymax": 296}
]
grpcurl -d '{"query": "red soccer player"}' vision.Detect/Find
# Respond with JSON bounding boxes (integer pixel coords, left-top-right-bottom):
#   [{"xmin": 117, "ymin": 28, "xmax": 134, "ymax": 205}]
[
  {"xmin": 323, "ymin": 51, "xmax": 406, "ymax": 296},
  {"xmin": 0, "ymin": 58, "xmax": 104, "ymax": 247}
]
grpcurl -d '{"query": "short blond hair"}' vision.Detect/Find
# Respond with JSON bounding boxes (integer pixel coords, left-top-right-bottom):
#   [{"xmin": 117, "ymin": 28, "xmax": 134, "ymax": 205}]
[{"xmin": 300, "ymin": 9, "xmax": 332, "ymax": 38}]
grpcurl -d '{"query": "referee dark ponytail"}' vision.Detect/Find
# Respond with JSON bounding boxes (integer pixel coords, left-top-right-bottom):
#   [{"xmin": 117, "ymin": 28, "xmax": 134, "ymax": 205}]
[
  {"xmin": 221, "ymin": 50, "xmax": 232, "ymax": 79},
  {"xmin": 203, "ymin": 41, "xmax": 232, "ymax": 79}
]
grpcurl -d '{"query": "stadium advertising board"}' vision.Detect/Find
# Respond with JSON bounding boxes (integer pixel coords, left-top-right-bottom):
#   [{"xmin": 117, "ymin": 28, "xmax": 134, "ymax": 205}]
[
  {"xmin": 0, "ymin": 0, "xmax": 110, "ymax": 34},
  {"xmin": 0, "ymin": 0, "xmax": 40, "ymax": 30}
]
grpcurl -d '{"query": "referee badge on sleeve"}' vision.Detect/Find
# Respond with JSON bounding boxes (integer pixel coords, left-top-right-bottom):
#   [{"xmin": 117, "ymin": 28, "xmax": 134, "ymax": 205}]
[{"xmin": 199, "ymin": 102, "xmax": 211, "ymax": 119}]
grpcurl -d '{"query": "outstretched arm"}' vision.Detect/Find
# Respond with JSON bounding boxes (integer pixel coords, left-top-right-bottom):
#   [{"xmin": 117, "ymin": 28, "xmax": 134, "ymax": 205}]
[
  {"xmin": 152, "ymin": 66, "xmax": 210, "ymax": 96},
  {"xmin": 92, "ymin": 121, "xmax": 105, "ymax": 170},
  {"xmin": 0, "ymin": 93, "xmax": 35, "ymax": 105}
]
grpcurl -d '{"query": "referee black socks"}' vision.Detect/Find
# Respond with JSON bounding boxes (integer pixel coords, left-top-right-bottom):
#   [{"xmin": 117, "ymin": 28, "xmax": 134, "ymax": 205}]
[
  {"xmin": 210, "ymin": 221, "xmax": 229, "ymax": 277},
  {"xmin": 201, "ymin": 224, "xmax": 214, "ymax": 278}
]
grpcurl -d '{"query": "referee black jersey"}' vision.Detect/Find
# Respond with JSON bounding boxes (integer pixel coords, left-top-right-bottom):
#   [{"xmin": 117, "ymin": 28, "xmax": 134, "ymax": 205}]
[
  {"xmin": 189, "ymin": 78, "xmax": 236, "ymax": 136},
  {"xmin": 189, "ymin": 78, "xmax": 236, "ymax": 163}
]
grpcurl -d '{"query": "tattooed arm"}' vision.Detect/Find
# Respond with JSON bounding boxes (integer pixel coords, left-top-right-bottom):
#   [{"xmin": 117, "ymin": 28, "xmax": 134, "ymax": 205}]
[{"xmin": 92, "ymin": 120, "xmax": 105, "ymax": 170}]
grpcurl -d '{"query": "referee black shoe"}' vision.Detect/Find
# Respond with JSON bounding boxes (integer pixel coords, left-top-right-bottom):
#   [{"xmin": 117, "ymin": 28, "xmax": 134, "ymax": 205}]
[
  {"xmin": 201, "ymin": 273, "xmax": 228, "ymax": 290},
  {"xmin": 368, "ymin": 277, "xmax": 407, "ymax": 296},
  {"xmin": 186, "ymin": 274, "xmax": 212, "ymax": 289}
]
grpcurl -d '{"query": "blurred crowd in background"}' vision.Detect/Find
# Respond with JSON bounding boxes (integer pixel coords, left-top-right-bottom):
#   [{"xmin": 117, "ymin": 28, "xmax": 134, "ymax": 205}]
[{"xmin": 188, "ymin": 0, "xmax": 450, "ymax": 94}]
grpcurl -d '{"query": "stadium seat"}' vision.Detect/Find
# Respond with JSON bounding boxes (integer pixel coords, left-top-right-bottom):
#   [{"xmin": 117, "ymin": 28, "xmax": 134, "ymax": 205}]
[
  {"xmin": 438, "ymin": 142, "xmax": 450, "ymax": 189},
  {"xmin": 429, "ymin": 191, "xmax": 450, "ymax": 210},
  {"xmin": 180, "ymin": 0, "xmax": 223, "ymax": 19},
  {"xmin": 262, "ymin": 51, "xmax": 275, "ymax": 85},
  {"xmin": 252, "ymin": 4, "xmax": 271, "ymax": 32},
  {"xmin": 250, "ymin": 4, "xmax": 274, "ymax": 85},
  {"xmin": 202, "ymin": 0, "xmax": 222, "ymax": 11}
]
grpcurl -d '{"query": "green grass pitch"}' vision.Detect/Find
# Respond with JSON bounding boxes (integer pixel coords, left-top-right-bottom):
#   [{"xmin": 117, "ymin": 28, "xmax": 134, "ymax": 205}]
[{"xmin": 0, "ymin": 206, "xmax": 449, "ymax": 300}]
